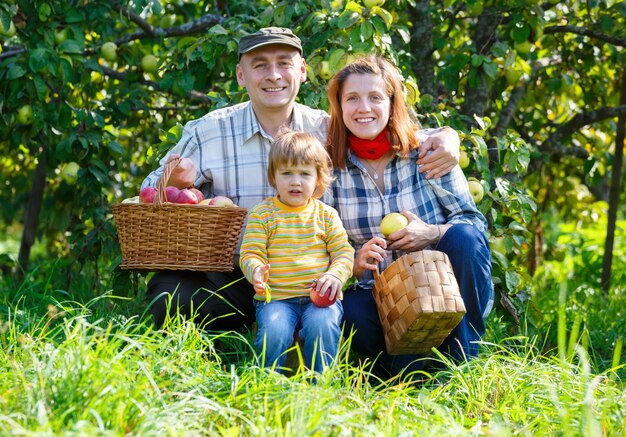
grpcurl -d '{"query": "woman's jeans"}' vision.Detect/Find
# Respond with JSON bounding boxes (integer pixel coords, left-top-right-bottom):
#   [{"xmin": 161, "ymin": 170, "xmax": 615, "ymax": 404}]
[
  {"xmin": 342, "ymin": 224, "xmax": 494, "ymax": 376},
  {"xmin": 255, "ymin": 297, "xmax": 343, "ymax": 373}
]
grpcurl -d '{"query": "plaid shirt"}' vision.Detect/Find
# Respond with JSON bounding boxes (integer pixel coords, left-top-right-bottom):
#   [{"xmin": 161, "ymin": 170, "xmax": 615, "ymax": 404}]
[
  {"xmin": 323, "ymin": 146, "xmax": 487, "ymax": 283},
  {"xmin": 142, "ymin": 101, "xmax": 328, "ymax": 211}
]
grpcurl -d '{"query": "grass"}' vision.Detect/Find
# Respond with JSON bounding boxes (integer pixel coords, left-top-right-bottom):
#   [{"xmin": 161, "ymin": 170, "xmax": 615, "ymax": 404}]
[{"xmin": 0, "ymin": 290, "xmax": 624, "ymax": 436}]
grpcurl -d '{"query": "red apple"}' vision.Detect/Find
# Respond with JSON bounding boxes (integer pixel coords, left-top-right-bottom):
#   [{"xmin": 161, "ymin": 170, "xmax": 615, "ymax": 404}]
[
  {"xmin": 139, "ymin": 186, "xmax": 157, "ymax": 203},
  {"xmin": 165, "ymin": 186, "xmax": 180, "ymax": 202},
  {"xmin": 208, "ymin": 196, "xmax": 234, "ymax": 207},
  {"xmin": 176, "ymin": 188, "xmax": 198, "ymax": 204},
  {"xmin": 310, "ymin": 289, "xmax": 336, "ymax": 308},
  {"xmin": 189, "ymin": 188, "xmax": 204, "ymax": 202}
]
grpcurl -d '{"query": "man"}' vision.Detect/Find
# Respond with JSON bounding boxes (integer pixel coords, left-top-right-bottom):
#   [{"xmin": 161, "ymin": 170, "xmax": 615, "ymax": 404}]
[{"xmin": 141, "ymin": 27, "xmax": 460, "ymax": 332}]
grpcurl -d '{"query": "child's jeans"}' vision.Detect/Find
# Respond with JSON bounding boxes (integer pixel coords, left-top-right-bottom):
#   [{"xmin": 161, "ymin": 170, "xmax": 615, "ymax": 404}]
[{"xmin": 254, "ymin": 297, "xmax": 343, "ymax": 373}]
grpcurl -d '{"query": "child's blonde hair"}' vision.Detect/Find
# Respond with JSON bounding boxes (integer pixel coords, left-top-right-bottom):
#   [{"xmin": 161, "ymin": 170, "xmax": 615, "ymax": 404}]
[{"xmin": 268, "ymin": 129, "xmax": 334, "ymax": 199}]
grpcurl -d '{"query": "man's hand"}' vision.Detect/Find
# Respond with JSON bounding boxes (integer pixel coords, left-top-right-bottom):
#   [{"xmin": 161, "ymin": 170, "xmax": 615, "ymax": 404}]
[
  {"xmin": 166, "ymin": 154, "xmax": 197, "ymax": 188},
  {"xmin": 417, "ymin": 127, "xmax": 460, "ymax": 179}
]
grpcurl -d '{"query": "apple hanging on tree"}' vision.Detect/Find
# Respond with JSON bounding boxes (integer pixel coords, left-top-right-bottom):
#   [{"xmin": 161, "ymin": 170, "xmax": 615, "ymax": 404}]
[
  {"xmin": 101, "ymin": 42, "xmax": 118, "ymax": 62},
  {"xmin": 468, "ymin": 179, "xmax": 485, "ymax": 203},
  {"xmin": 140, "ymin": 54, "xmax": 158, "ymax": 73},
  {"xmin": 61, "ymin": 162, "xmax": 80, "ymax": 184}
]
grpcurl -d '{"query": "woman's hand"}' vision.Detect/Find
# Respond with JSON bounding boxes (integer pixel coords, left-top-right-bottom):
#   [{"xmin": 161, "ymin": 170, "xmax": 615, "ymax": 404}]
[
  {"xmin": 353, "ymin": 236, "xmax": 388, "ymax": 278},
  {"xmin": 417, "ymin": 127, "xmax": 460, "ymax": 179},
  {"xmin": 311, "ymin": 273, "xmax": 343, "ymax": 301},
  {"xmin": 166, "ymin": 154, "xmax": 197, "ymax": 188},
  {"xmin": 386, "ymin": 211, "xmax": 447, "ymax": 252}
]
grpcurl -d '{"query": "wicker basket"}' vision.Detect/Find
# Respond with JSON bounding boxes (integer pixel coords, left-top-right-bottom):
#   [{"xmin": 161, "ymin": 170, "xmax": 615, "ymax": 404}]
[
  {"xmin": 373, "ymin": 250, "xmax": 466, "ymax": 355},
  {"xmin": 112, "ymin": 158, "xmax": 247, "ymax": 272}
]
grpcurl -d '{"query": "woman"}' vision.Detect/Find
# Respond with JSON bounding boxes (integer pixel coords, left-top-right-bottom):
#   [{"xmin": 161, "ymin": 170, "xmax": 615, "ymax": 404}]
[{"xmin": 324, "ymin": 56, "xmax": 494, "ymax": 377}]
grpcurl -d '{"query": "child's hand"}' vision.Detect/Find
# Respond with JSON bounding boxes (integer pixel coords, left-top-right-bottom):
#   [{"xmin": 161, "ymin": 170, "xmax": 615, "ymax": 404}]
[
  {"xmin": 311, "ymin": 273, "xmax": 343, "ymax": 301},
  {"xmin": 253, "ymin": 264, "xmax": 271, "ymax": 302}
]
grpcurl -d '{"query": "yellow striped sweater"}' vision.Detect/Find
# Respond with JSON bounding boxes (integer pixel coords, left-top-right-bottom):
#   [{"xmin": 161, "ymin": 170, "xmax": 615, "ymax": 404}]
[{"xmin": 239, "ymin": 196, "xmax": 354, "ymax": 301}]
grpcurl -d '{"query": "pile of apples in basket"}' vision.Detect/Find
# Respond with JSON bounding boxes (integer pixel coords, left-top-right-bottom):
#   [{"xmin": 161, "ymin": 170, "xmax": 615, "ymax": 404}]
[{"xmin": 121, "ymin": 186, "xmax": 236, "ymax": 207}]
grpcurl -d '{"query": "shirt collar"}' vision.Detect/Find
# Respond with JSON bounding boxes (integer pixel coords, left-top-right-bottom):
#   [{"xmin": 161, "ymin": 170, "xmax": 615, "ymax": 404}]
[{"xmin": 239, "ymin": 102, "xmax": 308, "ymax": 146}]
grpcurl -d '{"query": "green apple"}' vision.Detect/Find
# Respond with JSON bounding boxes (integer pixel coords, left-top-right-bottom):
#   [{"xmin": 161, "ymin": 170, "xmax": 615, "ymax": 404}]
[
  {"xmin": 61, "ymin": 162, "xmax": 80, "ymax": 184},
  {"xmin": 467, "ymin": 2, "xmax": 484, "ymax": 15},
  {"xmin": 491, "ymin": 236, "xmax": 506, "ymax": 254},
  {"xmin": 514, "ymin": 41, "xmax": 533, "ymax": 55},
  {"xmin": 101, "ymin": 42, "xmax": 118, "ymax": 62},
  {"xmin": 140, "ymin": 54, "xmax": 158, "ymax": 73},
  {"xmin": 318, "ymin": 61, "xmax": 332, "ymax": 80},
  {"xmin": 0, "ymin": 20, "xmax": 16, "ymax": 38},
  {"xmin": 404, "ymin": 78, "xmax": 420, "ymax": 105},
  {"xmin": 17, "ymin": 105, "xmax": 34, "ymax": 125},
  {"xmin": 380, "ymin": 212, "xmax": 408, "ymax": 237},
  {"xmin": 459, "ymin": 150, "xmax": 470, "ymax": 169},
  {"xmin": 159, "ymin": 14, "xmax": 176, "ymax": 28},
  {"xmin": 363, "ymin": 0, "xmax": 385, "ymax": 8},
  {"xmin": 468, "ymin": 180, "xmax": 484, "ymax": 203},
  {"xmin": 505, "ymin": 69, "xmax": 523, "ymax": 86},
  {"xmin": 54, "ymin": 28, "xmax": 68, "ymax": 44}
]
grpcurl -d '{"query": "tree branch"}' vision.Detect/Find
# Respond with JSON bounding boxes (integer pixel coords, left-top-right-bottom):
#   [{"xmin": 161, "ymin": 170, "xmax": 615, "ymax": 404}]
[
  {"xmin": 544, "ymin": 25, "xmax": 625, "ymax": 47},
  {"xmin": 111, "ymin": 2, "xmax": 157, "ymax": 37},
  {"xmin": 113, "ymin": 12, "xmax": 224, "ymax": 45},
  {"xmin": 0, "ymin": 46, "xmax": 25, "ymax": 60},
  {"xmin": 98, "ymin": 65, "xmax": 212, "ymax": 104},
  {"xmin": 529, "ymin": 104, "xmax": 626, "ymax": 172}
]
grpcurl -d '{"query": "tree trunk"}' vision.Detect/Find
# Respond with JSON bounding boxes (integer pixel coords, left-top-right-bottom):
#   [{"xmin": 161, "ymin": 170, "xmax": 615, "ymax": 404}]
[
  {"xmin": 601, "ymin": 69, "xmax": 626, "ymax": 292},
  {"xmin": 17, "ymin": 151, "xmax": 47, "ymax": 282},
  {"xmin": 460, "ymin": 7, "xmax": 501, "ymax": 119},
  {"xmin": 409, "ymin": 0, "xmax": 436, "ymax": 99}
]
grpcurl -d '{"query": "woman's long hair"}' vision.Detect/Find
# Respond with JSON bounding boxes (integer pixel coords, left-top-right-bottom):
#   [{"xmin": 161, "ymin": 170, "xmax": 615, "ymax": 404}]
[{"xmin": 325, "ymin": 55, "xmax": 420, "ymax": 169}]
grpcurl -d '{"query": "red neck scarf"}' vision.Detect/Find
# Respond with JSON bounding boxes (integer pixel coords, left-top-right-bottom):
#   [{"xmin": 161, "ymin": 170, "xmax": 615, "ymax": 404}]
[{"xmin": 348, "ymin": 129, "xmax": 392, "ymax": 160}]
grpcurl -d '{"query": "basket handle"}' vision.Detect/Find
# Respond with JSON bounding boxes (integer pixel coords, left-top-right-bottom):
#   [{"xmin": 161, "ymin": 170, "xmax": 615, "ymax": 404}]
[{"xmin": 154, "ymin": 156, "xmax": 181, "ymax": 206}]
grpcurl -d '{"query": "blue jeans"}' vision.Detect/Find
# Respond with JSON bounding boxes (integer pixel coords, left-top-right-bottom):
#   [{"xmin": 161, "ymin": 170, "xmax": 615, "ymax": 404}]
[
  {"xmin": 255, "ymin": 297, "xmax": 343, "ymax": 373},
  {"xmin": 342, "ymin": 224, "xmax": 494, "ymax": 376}
]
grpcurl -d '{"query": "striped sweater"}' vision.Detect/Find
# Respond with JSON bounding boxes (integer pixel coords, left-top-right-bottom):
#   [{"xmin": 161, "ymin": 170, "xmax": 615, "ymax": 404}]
[{"xmin": 239, "ymin": 196, "xmax": 354, "ymax": 301}]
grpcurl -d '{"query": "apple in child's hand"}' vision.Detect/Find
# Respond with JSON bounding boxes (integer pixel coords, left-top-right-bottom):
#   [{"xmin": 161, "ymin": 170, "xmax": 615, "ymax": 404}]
[
  {"xmin": 165, "ymin": 186, "xmax": 180, "ymax": 202},
  {"xmin": 176, "ymin": 188, "xmax": 198, "ymax": 204},
  {"xmin": 189, "ymin": 188, "xmax": 204, "ymax": 202},
  {"xmin": 209, "ymin": 196, "xmax": 235, "ymax": 207},
  {"xmin": 139, "ymin": 186, "xmax": 157, "ymax": 203},
  {"xmin": 310, "ymin": 288, "xmax": 336, "ymax": 308}
]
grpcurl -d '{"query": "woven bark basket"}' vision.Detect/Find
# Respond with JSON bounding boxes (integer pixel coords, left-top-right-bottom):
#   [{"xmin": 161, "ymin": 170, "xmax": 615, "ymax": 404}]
[
  {"xmin": 373, "ymin": 250, "xmax": 466, "ymax": 355},
  {"xmin": 111, "ymin": 158, "xmax": 247, "ymax": 272}
]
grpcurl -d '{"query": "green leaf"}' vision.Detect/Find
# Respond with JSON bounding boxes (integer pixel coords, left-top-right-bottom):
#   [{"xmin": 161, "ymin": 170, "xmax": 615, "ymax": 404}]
[
  {"xmin": 371, "ymin": 7, "xmax": 392, "ymax": 29},
  {"xmin": 510, "ymin": 24, "xmax": 530, "ymax": 44},
  {"xmin": 107, "ymin": 141, "xmax": 124, "ymax": 156},
  {"xmin": 58, "ymin": 40, "xmax": 83, "ymax": 54},
  {"xmin": 29, "ymin": 48, "xmax": 49, "ymax": 72},
  {"xmin": 208, "ymin": 24, "xmax": 229, "ymax": 35},
  {"xmin": 360, "ymin": 21, "xmax": 374, "ymax": 41},
  {"xmin": 328, "ymin": 48, "xmax": 346, "ymax": 73},
  {"xmin": 65, "ymin": 8, "xmax": 84, "ymax": 23},
  {"xmin": 337, "ymin": 10, "xmax": 360, "ymax": 29},
  {"xmin": 482, "ymin": 59, "xmax": 498, "ymax": 78},
  {"xmin": 37, "ymin": 3, "xmax": 52, "ymax": 21},
  {"xmin": 397, "ymin": 26, "xmax": 411, "ymax": 45},
  {"xmin": 7, "ymin": 64, "xmax": 27, "ymax": 80},
  {"xmin": 505, "ymin": 270, "xmax": 521, "ymax": 291},
  {"xmin": 471, "ymin": 54, "xmax": 484, "ymax": 67}
]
